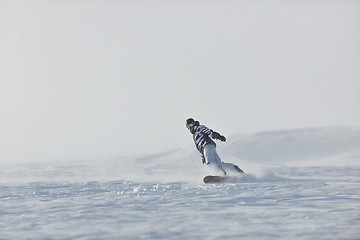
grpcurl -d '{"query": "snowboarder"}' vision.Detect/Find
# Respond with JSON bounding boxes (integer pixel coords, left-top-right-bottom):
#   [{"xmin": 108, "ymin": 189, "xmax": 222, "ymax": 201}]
[{"xmin": 186, "ymin": 118, "xmax": 244, "ymax": 175}]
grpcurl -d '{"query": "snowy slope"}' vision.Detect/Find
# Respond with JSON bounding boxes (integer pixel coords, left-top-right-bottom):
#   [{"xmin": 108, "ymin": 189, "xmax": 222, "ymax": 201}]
[
  {"xmin": 1, "ymin": 126, "xmax": 359, "ymax": 239},
  {"xmin": 223, "ymin": 126, "xmax": 360, "ymax": 164},
  {"xmin": 97, "ymin": 126, "xmax": 360, "ymax": 183},
  {"xmin": 2, "ymin": 126, "xmax": 358, "ymax": 184}
]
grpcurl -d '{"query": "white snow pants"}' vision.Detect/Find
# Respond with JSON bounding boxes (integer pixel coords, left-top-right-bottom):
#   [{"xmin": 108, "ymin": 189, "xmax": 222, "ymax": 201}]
[{"xmin": 203, "ymin": 144, "xmax": 238, "ymax": 175}]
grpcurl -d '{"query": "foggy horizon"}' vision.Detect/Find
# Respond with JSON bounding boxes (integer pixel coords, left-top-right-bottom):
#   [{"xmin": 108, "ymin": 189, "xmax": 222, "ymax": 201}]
[{"xmin": 1, "ymin": 0, "xmax": 359, "ymax": 164}]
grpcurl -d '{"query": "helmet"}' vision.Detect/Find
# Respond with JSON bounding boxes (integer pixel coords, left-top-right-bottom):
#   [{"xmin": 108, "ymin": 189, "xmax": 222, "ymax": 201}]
[
  {"xmin": 186, "ymin": 118, "xmax": 196, "ymax": 133},
  {"xmin": 186, "ymin": 118, "xmax": 195, "ymax": 127}
]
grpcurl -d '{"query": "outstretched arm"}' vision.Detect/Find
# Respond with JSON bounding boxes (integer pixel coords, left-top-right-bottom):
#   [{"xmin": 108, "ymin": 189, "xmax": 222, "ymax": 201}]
[
  {"xmin": 212, "ymin": 131, "xmax": 226, "ymax": 142},
  {"xmin": 198, "ymin": 125, "xmax": 226, "ymax": 142}
]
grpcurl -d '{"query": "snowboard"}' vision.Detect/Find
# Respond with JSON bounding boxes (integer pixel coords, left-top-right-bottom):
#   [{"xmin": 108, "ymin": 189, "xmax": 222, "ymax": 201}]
[{"xmin": 203, "ymin": 175, "xmax": 228, "ymax": 183}]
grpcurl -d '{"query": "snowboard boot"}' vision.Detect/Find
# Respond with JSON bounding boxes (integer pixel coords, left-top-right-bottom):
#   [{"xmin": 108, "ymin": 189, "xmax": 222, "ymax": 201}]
[{"xmin": 234, "ymin": 165, "xmax": 244, "ymax": 173}]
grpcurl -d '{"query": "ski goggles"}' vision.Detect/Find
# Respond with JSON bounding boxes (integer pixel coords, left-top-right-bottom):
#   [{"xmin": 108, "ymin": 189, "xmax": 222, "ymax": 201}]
[{"xmin": 186, "ymin": 123, "xmax": 194, "ymax": 131}]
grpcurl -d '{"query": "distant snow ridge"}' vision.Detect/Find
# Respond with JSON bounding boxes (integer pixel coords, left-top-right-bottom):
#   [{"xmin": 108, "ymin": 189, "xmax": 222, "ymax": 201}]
[
  {"xmin": 223, "ymin": 126, "xmax": 360, "ymax": 163},
  {"xmin": 102, "ymin": 126, "xmax": 360, "ymax": 183}
]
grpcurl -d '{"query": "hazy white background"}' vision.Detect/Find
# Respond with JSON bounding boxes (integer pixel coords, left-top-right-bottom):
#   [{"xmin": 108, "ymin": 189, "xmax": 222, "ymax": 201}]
[{"xmin": 1, "ymin": 0, "xmax": 359, "ymax": 164}]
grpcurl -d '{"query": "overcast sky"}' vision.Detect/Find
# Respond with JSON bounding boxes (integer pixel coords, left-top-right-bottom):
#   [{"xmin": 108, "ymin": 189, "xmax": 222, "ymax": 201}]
[{"xmin": 1, "ymin": 0, "xmax": 359, "ymax": 164}]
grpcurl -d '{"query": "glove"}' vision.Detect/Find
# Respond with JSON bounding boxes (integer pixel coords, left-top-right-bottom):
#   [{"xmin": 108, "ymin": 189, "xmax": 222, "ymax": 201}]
[
  {"xmin": 219, "ymin": 135, "xmax": 226, "ymax": 142},
  {"xmin": 212, "ymin": 132, "xmax": 221, "ymax": 140},
  {"xmin": 213, "ymin": 132, "xmax": 226, "ymax": 142}
]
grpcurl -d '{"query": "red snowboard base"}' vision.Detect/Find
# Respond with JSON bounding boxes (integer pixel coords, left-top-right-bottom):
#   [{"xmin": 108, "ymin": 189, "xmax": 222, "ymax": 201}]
[{"xmin": 203, "ymin": 175, "xmax": 228, "ymax": 183}]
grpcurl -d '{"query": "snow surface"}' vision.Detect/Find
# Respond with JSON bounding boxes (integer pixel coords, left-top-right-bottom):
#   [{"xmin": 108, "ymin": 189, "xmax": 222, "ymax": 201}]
[{"xmin": 1, "ymin": 126, "xmax": 360, "ymax": 239}]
